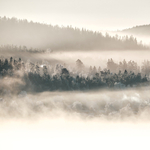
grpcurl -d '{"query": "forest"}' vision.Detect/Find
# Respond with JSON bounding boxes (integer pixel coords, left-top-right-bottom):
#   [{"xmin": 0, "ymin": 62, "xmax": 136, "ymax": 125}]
[
  {"xmin": 0, "ymin": 16, "xmax": 149, "ymax": 51},
  {"xmin": 0, "ymin": 56, "xmax": 149, "ymax": 95}
]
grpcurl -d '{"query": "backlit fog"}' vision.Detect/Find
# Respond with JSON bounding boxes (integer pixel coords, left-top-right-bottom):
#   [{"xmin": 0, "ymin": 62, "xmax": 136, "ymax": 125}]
[{"xmin": 1, "ymin": 15, "xmax": 150, "ymax": 150}]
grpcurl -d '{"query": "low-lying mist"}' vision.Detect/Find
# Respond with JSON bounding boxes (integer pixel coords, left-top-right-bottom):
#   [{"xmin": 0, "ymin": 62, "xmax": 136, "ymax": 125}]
[
  {"xmin": 1, "ymin": 50, "xmax": 150, "ymax": 68},
  {"xmin": 1, "ymin": 88, "xmax": 150, "ymax": 121},
  {"xmin": 1, "ymin": 50, "xmax": 150, "ymax": 150}
]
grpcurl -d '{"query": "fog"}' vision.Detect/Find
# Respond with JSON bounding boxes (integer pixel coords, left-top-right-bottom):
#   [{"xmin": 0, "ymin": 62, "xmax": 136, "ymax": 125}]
[
  {"xmin": 1, "ymin": 88, "xmax": 150, "ymax": 120},
  {"xmin": 1, "ymin": 50, "xmax": 150, "ymax": 69},
  {"xmin": 45, "ymin": 50, "xmax": 150, "ymax": 68}
]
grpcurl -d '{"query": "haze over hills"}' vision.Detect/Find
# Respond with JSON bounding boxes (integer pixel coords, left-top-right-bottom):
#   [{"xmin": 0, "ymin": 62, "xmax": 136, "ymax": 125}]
[{"xmin": 0, "ymin": 16, "xmax": 148, "ymax": 51}]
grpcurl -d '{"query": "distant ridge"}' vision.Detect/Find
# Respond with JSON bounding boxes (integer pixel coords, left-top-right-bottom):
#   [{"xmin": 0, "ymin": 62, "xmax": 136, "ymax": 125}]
[
  {"xmin": 122, "ymin": 24, "xmax": 150, "ymax": 36},
  {"xmin": 0, "ymin": 16, "xmax": 148, "ymax": 50}
]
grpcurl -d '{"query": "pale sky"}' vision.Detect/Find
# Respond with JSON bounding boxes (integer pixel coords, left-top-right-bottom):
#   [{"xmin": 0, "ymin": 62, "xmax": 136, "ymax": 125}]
[{"xmin": 0, "ymin": 0, "xmax": 150, "ymax": 31}]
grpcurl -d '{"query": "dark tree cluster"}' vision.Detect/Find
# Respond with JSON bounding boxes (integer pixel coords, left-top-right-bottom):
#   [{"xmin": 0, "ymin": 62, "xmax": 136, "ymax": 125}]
[
  {"xmin": 0, "ymin": 16, "xmax": 149, "ymax": 50},
  {"xmin": 0, "ymin": 57, "xmax": 22, "ymax": 76},
  {"xmin": 0, "ymin": 57, "xmax": 149, "ymax": 93}
]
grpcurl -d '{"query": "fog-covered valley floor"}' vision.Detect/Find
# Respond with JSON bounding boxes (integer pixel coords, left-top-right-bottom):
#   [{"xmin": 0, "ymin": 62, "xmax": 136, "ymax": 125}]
[
  {"xmin": 1, "ymin": 89, "xmax": 150, "ymax": 150},
  {"xmin": 1, "ymin": 50, "xmax": 150, "ymax": 150}
]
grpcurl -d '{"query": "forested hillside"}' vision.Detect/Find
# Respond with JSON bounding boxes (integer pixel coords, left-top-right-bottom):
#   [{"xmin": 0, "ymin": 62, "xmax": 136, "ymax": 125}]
[{"xmin": 0, "ymin": 17, "xmax": 148, "ymax": 51}]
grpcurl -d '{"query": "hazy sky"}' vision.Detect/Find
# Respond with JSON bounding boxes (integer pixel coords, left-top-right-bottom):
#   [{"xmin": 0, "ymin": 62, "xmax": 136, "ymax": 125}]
[{"xmin": 0, "ymin": 0, "xmax": 150, "ymax": 31}]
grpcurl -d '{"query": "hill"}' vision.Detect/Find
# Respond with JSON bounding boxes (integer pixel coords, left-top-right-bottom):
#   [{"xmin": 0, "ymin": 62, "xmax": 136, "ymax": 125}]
[
  {"xmin": 0, "ymin": 16, "xmax": 148, "ymax": 51},
  {"xmin": 122, "ymin": 24, "xmax": 150, "ymax": 36}
]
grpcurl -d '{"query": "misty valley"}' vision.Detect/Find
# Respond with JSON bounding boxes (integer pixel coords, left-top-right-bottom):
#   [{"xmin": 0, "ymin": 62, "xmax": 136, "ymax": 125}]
[
  {"xmin": 1, "ymin": 48, "xmax": 150, "ymax": 121},
  {"xmin": 0, "ymin": 18, "xmax": 150, "ymax": 121},
  {"xmin": 1, "ymin": 1, "xmax": 150, "ymax": 149}
]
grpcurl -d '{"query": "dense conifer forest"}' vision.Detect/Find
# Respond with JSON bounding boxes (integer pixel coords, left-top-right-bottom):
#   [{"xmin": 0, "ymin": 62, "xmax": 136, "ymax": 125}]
[{"xmin": 0, "ymin": 56, "xmax": 149, "ymax": 95}]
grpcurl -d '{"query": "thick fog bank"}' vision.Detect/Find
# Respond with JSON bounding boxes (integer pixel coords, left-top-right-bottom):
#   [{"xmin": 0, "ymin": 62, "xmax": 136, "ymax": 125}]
[
  {"xmin": 1, "ymin": 118, "xmax": 150, "ymax": 150},
  {"xmin": 1, "ymin": 78, "xmax": 150, "ymax": 150},
  {"xmin": 1, "ymin": 88, "xmax": 150, "ymax": 121}
]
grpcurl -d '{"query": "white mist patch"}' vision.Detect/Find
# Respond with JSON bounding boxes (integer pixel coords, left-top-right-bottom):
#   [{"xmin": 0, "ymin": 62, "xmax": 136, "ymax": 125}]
[{"xmin": 0, "ymin": 119, "xmax": 150, "ymax": 150}]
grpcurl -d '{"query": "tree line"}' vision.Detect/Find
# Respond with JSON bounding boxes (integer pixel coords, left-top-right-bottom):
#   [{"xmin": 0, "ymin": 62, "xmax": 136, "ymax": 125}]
[
  {"xmin": 0, "ymin": 45, "xmax": 50, "ymax": 53},
  {"xmin": 0, "ymin": 57, "xmax": 149, "ymax": 93}
]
